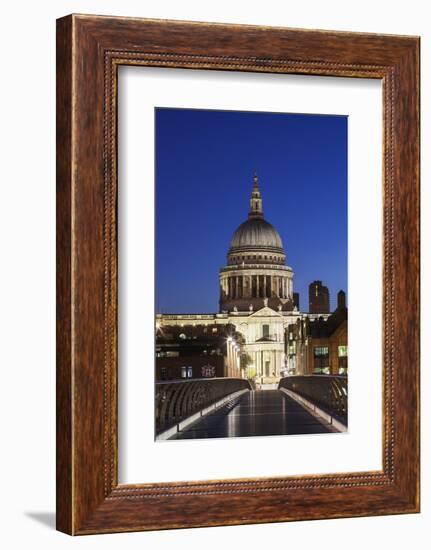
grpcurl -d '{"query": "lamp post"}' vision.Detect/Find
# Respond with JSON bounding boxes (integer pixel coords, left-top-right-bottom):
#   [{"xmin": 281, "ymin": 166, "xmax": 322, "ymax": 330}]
[{"xmin": 226, "ymin": 337, "xmax": 234, "ymax": 376}]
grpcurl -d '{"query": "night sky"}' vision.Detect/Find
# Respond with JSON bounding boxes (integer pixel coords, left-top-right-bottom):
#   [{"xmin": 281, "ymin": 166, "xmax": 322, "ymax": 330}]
[{"xmin": 155, "ymin": 108, "xmax": 347, "ymax": 313}]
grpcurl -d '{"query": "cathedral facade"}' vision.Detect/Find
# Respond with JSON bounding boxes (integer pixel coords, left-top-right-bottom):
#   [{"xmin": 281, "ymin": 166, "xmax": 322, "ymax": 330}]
[{"xmin": 156, "ymin": 174, "xmax": 333, "ymax": 386}]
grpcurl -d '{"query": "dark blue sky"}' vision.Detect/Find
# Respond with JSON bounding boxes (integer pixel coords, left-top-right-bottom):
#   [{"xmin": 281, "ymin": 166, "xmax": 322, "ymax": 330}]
[{"xmin": 155, "ymin": 108, "xmax": 347, "ymax": 313}]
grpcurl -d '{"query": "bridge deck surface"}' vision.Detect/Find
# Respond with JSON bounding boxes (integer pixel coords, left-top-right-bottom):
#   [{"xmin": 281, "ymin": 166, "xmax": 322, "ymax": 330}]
[{"xmin": 170, "ymin": 389, "xmax": 333, "ymax": 440}]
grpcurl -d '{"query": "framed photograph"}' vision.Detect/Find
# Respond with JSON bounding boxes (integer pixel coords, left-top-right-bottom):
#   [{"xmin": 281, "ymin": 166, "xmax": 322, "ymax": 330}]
[{"xmin": 56, "ymin": 14, "xmax": 420, "ymax": 534}]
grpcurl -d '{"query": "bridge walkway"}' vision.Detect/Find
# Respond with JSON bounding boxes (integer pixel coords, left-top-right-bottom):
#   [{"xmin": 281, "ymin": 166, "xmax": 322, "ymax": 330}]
[{"xmin": 169, "ymin": 389, "xmax": 334, "ymax": 440}]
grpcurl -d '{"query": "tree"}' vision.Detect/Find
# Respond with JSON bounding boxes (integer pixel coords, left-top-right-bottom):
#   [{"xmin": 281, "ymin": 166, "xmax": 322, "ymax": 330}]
[{"xmin": 240, "ymin": 353, "xmax": 254, "ymax": 377}]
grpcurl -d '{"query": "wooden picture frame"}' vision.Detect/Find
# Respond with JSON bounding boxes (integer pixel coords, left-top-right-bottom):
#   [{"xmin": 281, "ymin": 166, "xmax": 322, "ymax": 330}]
[{"xmin": 56, "ymin": 14, "xmax": 420, "ymax": 535}]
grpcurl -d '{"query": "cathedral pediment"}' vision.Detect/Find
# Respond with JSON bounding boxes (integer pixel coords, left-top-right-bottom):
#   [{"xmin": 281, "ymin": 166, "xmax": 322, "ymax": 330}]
[{"xmin": 249, "ymin": 306, "xmax": 283, "ymax": 318}]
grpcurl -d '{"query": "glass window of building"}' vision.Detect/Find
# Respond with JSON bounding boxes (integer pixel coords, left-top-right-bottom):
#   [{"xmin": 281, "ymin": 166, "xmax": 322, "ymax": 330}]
[
  {"xmin": 338, "ymin": 346, "xmax": 348, "ymax": 374},
  {"xmin": 338, "ymin": 345, "xmax": 348, "ymax": 357},
  {"xmin": 313, "ymin": 366, "xmax": 331, "ymax": 375},
  {"xmin": 314, "ymin": 346, "xmax": 329, "ymax": 356},
  {"xmin": 313, "ymin": 346, "xmax": 329, "ymax": 374}
]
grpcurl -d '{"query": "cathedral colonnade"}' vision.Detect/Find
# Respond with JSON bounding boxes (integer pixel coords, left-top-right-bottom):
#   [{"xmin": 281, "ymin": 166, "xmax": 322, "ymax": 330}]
[
  {"xmin": 246, "ymin": 347, "xmax": 284, "ymax": 380},
  {"xmin": 220, "ymin": 272, "xmax": 293, "ymax": 301}
]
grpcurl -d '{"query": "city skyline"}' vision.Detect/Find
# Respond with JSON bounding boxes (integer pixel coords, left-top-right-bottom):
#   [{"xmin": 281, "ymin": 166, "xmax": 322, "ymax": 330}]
[{"xmin": 155, "ymin": 107, "xmax": 347, "ymax": 313}]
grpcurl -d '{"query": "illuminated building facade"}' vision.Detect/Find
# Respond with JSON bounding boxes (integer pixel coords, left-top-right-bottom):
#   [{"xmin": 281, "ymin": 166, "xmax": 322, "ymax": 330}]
[{"xmin": 156, "ymin": 174, "xmax": 346, "ymax": 386}]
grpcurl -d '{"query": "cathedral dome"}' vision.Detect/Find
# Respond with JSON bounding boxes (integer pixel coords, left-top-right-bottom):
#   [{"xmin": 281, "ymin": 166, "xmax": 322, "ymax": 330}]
[
  {"xmin": 220, "ymin": 173, "xmax": 293, "ymax": 314},
  {"xmin": 227, "ymin": 174, "xmax": 286, "ymax": 265},
  {"xmin": 229, "ymin": 218, "xmax": 284, "ymax": 252}
]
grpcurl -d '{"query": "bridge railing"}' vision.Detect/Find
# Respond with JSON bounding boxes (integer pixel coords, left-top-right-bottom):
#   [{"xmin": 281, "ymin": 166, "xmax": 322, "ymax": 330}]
[
  {"xmin": 278, "ymin": 375, "xmax": 348, "ymax": 424},
  {"xmin": 155, "ymin": 377, "xmax": 252, "ymax": 434}
]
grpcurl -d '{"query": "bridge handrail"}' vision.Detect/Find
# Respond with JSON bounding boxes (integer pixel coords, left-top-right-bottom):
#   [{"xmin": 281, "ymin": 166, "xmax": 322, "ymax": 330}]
[
  {"xmin": 155, "ymin": 377, "xmax": 252, "ymax": 434},
  {"xmin": 278, "ymin": 375, "xmax": 347, "ymax": 423}
]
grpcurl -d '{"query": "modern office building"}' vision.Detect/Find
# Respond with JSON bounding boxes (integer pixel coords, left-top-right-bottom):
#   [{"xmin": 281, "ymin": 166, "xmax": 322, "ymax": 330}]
[{"xmin": 309, "ymin": 280, "xmax": 330, "ymax": 314}]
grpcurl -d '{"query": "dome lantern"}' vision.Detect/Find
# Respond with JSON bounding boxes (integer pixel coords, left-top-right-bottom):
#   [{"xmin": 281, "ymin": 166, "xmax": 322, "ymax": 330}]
[{"xmin": 248, "ymin": 172, "xmax": 264, "ymax": 220}]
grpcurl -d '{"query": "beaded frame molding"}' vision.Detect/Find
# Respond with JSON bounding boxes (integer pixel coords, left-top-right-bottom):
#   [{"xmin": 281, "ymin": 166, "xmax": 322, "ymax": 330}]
[{"xmin": 56, "ymin": 15, "xmax": 420, "ymax": 535}]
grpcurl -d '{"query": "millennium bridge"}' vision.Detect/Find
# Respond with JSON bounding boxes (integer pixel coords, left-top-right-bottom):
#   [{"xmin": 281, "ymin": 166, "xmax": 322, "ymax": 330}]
[{"xmin": 155, "ymin": 376, "xmax": 347, "ymax": 440}]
